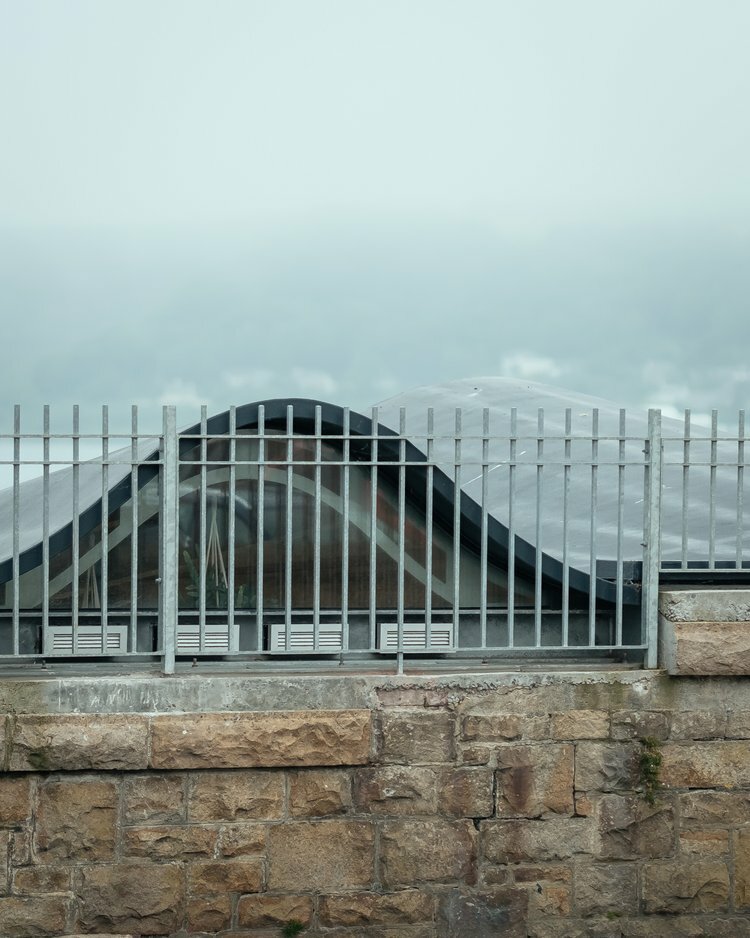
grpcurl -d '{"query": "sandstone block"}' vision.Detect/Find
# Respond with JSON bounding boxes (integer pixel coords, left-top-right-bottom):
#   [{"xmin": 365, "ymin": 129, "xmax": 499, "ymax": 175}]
[
  {"xmin": 189, "ymin": 770, "xmax": 284, "ymax": 821},
  {"xmin": 186, "ymin": 895, "xmax": 232, "ymax": 933},
  {"xmin": 268, "ymin": 820, "xmax": 374, "ymax": 891},
  {"xmin": 379, "ymin": 819, "xmax": 476, "ymax": 886},
  {"xmin": 9, "ymin": 714, "xmax": 148, "ymax": 771},
  {"xmin": 0, "ymin": 777, "xmax": 31, "ymax": 825},
  {"xmin": 642, "ymin": 859, "xmax": 730, "ymax": 913},
  {"xmin": 659, "ymin": 588, "xmax": 750, "ymax": 622},
  {"xmin": 671, "ymin": 710, "xmax": 727, "ymax": 740},
  {"xmin": 611, "ymin": 710, "xmax": 669, "ymax": 741},
  {"xmin": 289, "ymin": 768, "xmax": 352, "ymax": 816},
  {"xmin": 496, "ymin": 744, "xmax": 574, "ymax": 817},
  {"xmin": 461, "ymin": 713, "xmax": 549, "ymax": 742},
  {"xmin": 725, "ymin": 709, "xmax": 750, "ymax": 738},
  {"xmin": 75, "ymin": 862, "xmax": 183, "ymax": 935},
  {"xmin": 661, "ymin": 619, "xmax": 750, "ymax": 675},
  {"xmin": 595, "ymin": 793, "xmax": 675, "ymax": 859},
  {"xmin": 12, "ymin": 866, "xmax": 71, "ymax": 894},
  {"xmin": 354, "ymin": 765, "xmax": 438, "ymax": 815},
  {"xmin": 123, "ymin": 825, "xmax": 217, "ymax": 859},
  {"xmin": 679, "ymin": 790, "xmax": 750, "ymax": 825},
  {"xmin": 11, "ymin": 829, "xmax": 31, "ymax": 866},
  {"xmin": 573, "ymin": 862, "xmax": 637, "ymax": 917},
  {"xmin": 460, "ymin": 745, "xmax": 492, "ymax": 765},
  {"xmin": 438, "ymin": 767, "xmax": 494, "ymax": 817},
  {"xmin": 35, "ymin": 779, "xmax": 117, "ymax": 862},
  {"xmin": 218, "ymin": 824, "xmax": 266, "ymax": 856},
  {"xmin": 237, "ymin": 894, "xmax": 314, "ymax": 928},
  {"xmin": 574, "ymin": 742, "xmax": 638, "ymax": 792},
  {"xmin": 122, "ymin": 774, "xmax": 186, "ymax": 825},
  {"xmin": 150, "ymin": 709, "xmax": 371, "ymax": 769},
  {"xmin": 319, "ymin": 890, "xmax": 435, "ymax": 926},
  {"xmin": 551, "ymin": 710, "xmax": 609, "ymax": 739},
  {"xmin": 735, "ymin": 828, "xmax": 750, "ymax": 908},
  {"xmin": 0, "ymin": 896, "xmax": 68, "ymax": 937},
  {"xmin": 379, "ymin": 710, "xmax": 455, "ymax": 763},
  {"xmin": 680, "ymin": 829, "xmax": 729, "ymax": 856},
  {"xmin": 438, "ymin": 887, "xmax": 528, "ymax": 938},
  {"xmin": 188, "ymin": 859, "xmax": 263, "ymax": 895},
  {"xmin": 482, "ymin": 818, "xmax": 596, "ymax": 864},
  {"xmin": 661, "ymin": 741, "xmax": 750, "ymax": 788}
]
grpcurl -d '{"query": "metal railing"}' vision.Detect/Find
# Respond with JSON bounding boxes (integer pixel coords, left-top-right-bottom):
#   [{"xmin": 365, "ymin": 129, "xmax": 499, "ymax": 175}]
[{"xmin": 0, "ymin": 403, "xmax": 747, "ymax": 671}]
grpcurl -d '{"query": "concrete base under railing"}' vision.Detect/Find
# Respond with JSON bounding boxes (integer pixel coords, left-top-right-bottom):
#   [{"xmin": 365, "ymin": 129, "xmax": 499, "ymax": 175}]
[{"xmin": 659, "ymin": 587, "xmax": 750, "ymax": 676}]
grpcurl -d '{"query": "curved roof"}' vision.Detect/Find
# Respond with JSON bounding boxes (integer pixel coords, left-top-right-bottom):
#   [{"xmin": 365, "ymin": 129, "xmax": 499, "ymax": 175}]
[{"xmin": 0, "ymin": 378, "xmax": 742, "ymax": 600}]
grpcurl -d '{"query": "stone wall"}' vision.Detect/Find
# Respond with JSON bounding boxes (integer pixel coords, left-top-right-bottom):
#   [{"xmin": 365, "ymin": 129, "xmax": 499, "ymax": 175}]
[{"xmin": 2, "ymin": 670, "xmax": 750, "ymax": 937}]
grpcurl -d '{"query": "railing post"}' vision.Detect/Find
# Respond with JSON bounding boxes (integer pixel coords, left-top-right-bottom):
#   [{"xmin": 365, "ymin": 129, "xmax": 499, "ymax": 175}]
[
  {"xmin": 642, "ymin": 409, "xmax": 662, "ymax": 668},
  {"xmin": 160, "ymin": 405, "xmax": 178, "ymax": 674}
]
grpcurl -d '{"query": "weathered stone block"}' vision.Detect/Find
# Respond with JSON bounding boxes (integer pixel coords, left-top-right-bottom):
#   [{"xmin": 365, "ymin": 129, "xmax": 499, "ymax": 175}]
[
  {"xmin": 122, "ymin": 774, "xmax": 186, "ymax": 825},
  {"xmin": 660, "ymin": 741, "xmax": 750, "ymax": 788},
  {"xmin": 289, "ymin": 768, "xmax": 352, "ymax": 816},
  {"xmin": 10, "ymin": 829, "xmax": 30, "ymax": 866},
  {"xmin": 482, "ymin": 818, "xmax": 596, "ymax": 864},
  {"xmin": 611, "ymin": 710, "xmax": 669, "ymax": 741},
  {"xmin": 189, "ymin": 770, "xmax": 284, "ymax": 820},
  {"xmin": 9, "ymin": 714, "xmax": 148, "ymax": 771},
  {"xmin": 574, "ymin": 742, "xmax": 638, "ymax": 792},
  {"xmin": 150, "ymin": 709, "xmax": 372, "ymax": 769},
  {"xmin": 186, "ymin": 895, "xmax": 232, "ymax": 933},
  {"xmin": 123, "ymin": 825, "xmax": 217, "ymax": 859},
  {"xmin": 12, "ymin": 866, "xmax": 71, "ymax": 895},
  {"xmin": 660, "ymin": 618, "xmax": 750, "ymax": 676},
  {"xmin": 35, "ymin": 779, "xmax": 117, "ymax": 862},
  {"xmin": 659, "ymin": 588, "xmax": 750, "ymax": 622},
  {"xmin": 218, "ymin": 823, "xmax": 266, "ymax": 856},
  {"xmin": 461, "ymin": 713, "xmax": 549, "ymax": 742},
  {"xmin": 268, "ymin": 820, "xmax": 374, "ymax": 891},
  {"xmin": 595, "ymin": 793, "xmax": 675, "ymax": 859},
  {"xmin": 514, "ymin": 868, "xmax": 572, "ymax": 918},
  {"xmin": 75, "ymin": 862, "xmax": 183, "ymax": 935},
  {"xmin": 354, "ymin": 765, "xmax": 438, "ymax": 815},
  {"xmin": 551, "ymin": 710, "xmax": 609, "ymax": 739},
  {"xmin": 188, "ymin": 859, "xmax": 263, "ymax": 895},
  {"xmin": 495, "ymin": 744, "xmax": 574, "ymax": 818},
  {"xmin": 642, "ymin": 860, "xmax": 730, "ymax": 912},
  {"xmin": 573, "ymin": 862, "xmax": 637, "ymax": 916},
  {"xmin": 735, "ymin": 828, "xmax": 750, "ymax": 908},
  {"xmin": 671, "ymin": 710, "xmax": 727, "ymax": 740},
  {"xmin": 438, "ymin": 767, "xmax": 494, "ymax": 817},
  {"xmin": 679, "ymin": 789, "xmax": 750, "ymax": 825},
  {"xmin": 319, "ymin": 890, "xmax": 435, "ymax": 926},
  {"xmin": 460, "ymin": 745, "xmax": 492, "ymax": 765},
  {"xmin": 0, "ymin": 777, "xmax": 31, "ymax": 825},
  {"xmin": 380, "ymin": 819, "xmax": 476, "ymax": 886},
  {"xmin": 680, "ymin": 829, "xmax": 729, "ymax": 856},
  {"xmin": 438, "ymin": 887, "xmax": 528, "ymax": 938},
  {"xmin": 726, "ymin": 709, "xmax": 750, "ymax": 738},
  {"xmin": 0, "ymin": 897, "xmax": 68, "ymax": 937},
  {"xmin": 237, "ymin": 894, "xmax": 314, "ymax": 928},
  {"xmin": 379, "ymin": 710, "xmax": 455, "ymax": 763}
]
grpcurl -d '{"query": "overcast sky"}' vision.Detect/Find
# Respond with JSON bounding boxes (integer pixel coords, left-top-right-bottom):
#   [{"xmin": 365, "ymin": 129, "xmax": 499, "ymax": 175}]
[{"xmin": 1, "ymin": 0, "xmax": 749, "ymax": 433}]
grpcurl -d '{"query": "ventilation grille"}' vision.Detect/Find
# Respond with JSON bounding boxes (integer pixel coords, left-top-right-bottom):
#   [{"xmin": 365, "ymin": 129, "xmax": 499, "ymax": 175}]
[
  {"xmin": 47, "ymin": 625, "xmax": 127, "ymax": 655},
  {"xmin": 378, "ymin": 622, "xmax": 455, "ymax": 652},
  {"xmin": 269, "ymin": 622, "xmax": 344, "ymax": 652},
  {"xmin": 177, "ymin": 625, "xmax": 230, "ymax": 653}
]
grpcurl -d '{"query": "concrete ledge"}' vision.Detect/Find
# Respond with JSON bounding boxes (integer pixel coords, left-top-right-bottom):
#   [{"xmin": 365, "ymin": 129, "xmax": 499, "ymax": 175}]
[{"xmin": 659, "ymin": 588, "xmax": 750, "ymax": 624}]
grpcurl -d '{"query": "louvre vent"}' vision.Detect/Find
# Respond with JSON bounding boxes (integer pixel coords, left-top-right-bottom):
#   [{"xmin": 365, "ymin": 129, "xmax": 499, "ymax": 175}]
[
  {"xmin": 176, "ymin": 626, "xmax": 230, "ymax": 652},
  {"xmin": 378, "ymin": 622, "xmax": 455, "ymax": 652},
  {"xmin": 47, "ymin": 626, "xmax": 127, "ymax": 655},
  {"xmin": 269, "ymin": 622, "xmax": 344, "ymax": 652}
]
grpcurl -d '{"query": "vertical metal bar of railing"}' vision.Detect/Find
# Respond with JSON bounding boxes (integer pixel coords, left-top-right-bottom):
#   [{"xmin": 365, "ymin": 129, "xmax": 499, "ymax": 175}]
[
  {"xmin": 395, "ymin": 408, "xmax": 407, "ymax": 672},
  {"xmin": 72, "ymin": 406, "xmax": 80, "ymax": 655},
  {"xmin": 198, "ymin": 405, "xmax": 207, "ymax": 651},
  {"xmin": 228, "ymin": 405, "xmax": 238, "ymax": 652},
  {"xmin": 561, "ymin": 408, "xmax": 571, "ymax": 647},
  {"xmin": 709, "ymin": 410, "xmax": 718, "ymax": 569},
  {"xmin": 587, "ymin": 409, "xmax": 599, "ymax": 647},
  {"xmin": 681, "ymin": 410, "xmax": 690, "ymax": 569},
  {"xmin": 313, "ymin": 406, "xmax": 322, "ymax": 650},
  {"xmin": 479, "ymin": 408, "xmax": 489, "ymax": 649},
  {"xmin": 160, "ymin": 405, "xmax": 178, "ymax": 673},
  {"xmin": 284, "ymin": 405, "xmax": 294, "ymax": 647},
  {"xmin": 368, "ymin": 407, "xmax": 379, "ymax": 650},
  {"xmin": 100, "ymin": 406, "xmax": 110, "ymax": 652},
  {"xmin": 11, "ymin": 405, "xmax": 20, "ymax": 655},
  {"xmin": 42, "ymin": 405, "xmax": 50, "ymax": 649},
  {"xmin": 643, "ymin": 409, "xmax": 662, "ymax": 668},
  {"xmin": 615, "ymin": 409, "xmax": 626, "ymax": 646},
  {"xmin": 255, "ymin": 405, "xmax": 265, "ymax": 653},
  {"xmin": 534, "ymin": 409, "xmax": 543, "ymax": 647},
  {"xmin": 341, "ymin": 408, "xmax": 350, "ymax": 652},
  {"xmin": 129, "ymin": 405, "xmax": 139, "ymax": 653},
  {"xmin": 738, "ymin": 410, "xmax": 745, "ymax": 571},
  {"xmin": 452, "ymin": 408, "xmax": 462, "ymax": 647},
  {"xmin": 425, "ymin": 408, "xmax": 434, "ymax": 648},
  {"xmin": 507, "ymin": 408, "xmax": 517, "ymax": 648}
]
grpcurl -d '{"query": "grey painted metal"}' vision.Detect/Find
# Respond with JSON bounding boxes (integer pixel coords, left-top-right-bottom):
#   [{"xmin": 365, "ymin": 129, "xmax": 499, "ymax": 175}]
[
  {"xmin": 198, "ymin": 406, "xmax": 207, "ymax": 650},
  {"xmin": 479, "ymin": 407, "xmax": 489, "ymax": 647},
  {"xmin": 160, "ymin": 406, "xmax": 178, "ymax": 674},
  {"xmin": 368, "ymin": 406, "xmax": 378, "ymax": 650},
  {"xmin": 588, "ymin": 409, "xmax": 598, "ymax": 647},
  {"xmin": 615, "ymin": 410, "xmax": 625, "ymax": 645},
  {"xmin": 535, "ymin": 409, "xmax": 543, "ymax": 647},
  {"xmin": 643, "ymin": 409, "xmax": 662, "ymax": 669},
  {"xmin": 42, "ymin": 406, "xmax": 50, "ymax": 644},
  {"xmin": 508, "ymin": 407, "xmax": 517, "ymax": 647},
  {"xmin": 561, "ymin": 408, "xmax": 571, "ymax": 646},
  {"xmin": 284, "ymin": 405, "xmax": 293, "ymax": 647},
  {"xmin": 228, "ymin": 405, "xmax": 237, "ymax": 653},
  {"xmin": 341, "ymin": 407, "xmax": 351, "ymax": 652},
  {"xmin": 255, "ymin": 405, "xmax": 265, "ymax": 653},
  {"xmin": 738, "ymin": 411, "xmax": 745, "ymax": 570},
  {"xmin": 11, "ymin": 406, "xmax": 20, "ymax": 654},
  {"xmin": 425, "ymin": 408, "xmax": 434, "ymax": 647},
  {"xmin": 100, "ymin": 406, "xmax": 109, "ymax": 652},
  {"xmin": 129, "ymin": 406, "xmax": 139, "ymax": 653},
  {"xmin": 452, "ymin": 408, "xmax": 462, "ymax": 644},
  {"xmin": 313, "ymin": 406, "xmax": 322, "ymax": 648}
]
